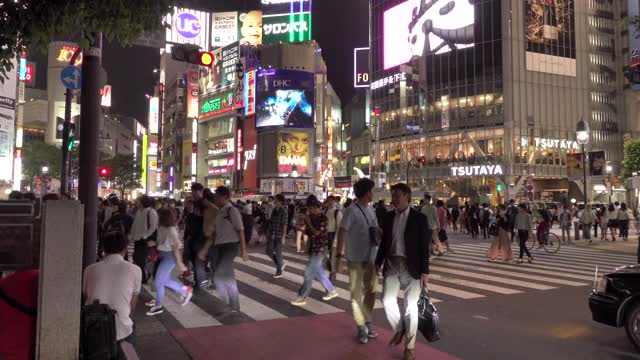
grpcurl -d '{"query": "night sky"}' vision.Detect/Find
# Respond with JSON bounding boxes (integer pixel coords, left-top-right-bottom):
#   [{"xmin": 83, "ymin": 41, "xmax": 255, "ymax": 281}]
[{"xmin": 29, "ymin": 0, "xmax": 369, "ymax": 124}]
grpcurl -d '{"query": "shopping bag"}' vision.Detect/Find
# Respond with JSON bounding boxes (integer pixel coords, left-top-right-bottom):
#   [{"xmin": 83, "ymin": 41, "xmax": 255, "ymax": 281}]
[{"xmin": 417, "ymin": 286, "xmax": 440, "ymax": 342}]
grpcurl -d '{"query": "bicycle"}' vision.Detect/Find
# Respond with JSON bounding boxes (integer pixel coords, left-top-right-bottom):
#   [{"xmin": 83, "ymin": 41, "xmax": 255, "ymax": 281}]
[{"xmin": 528, "ymin": 227, "xmax": 561, "ymax": 254}]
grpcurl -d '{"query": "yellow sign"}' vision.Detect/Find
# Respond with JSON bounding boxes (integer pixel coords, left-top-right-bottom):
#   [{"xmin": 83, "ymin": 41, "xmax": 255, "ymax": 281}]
[{"xmin": 278, "ymin": 132, "xmax": 309, "ymax": 175}]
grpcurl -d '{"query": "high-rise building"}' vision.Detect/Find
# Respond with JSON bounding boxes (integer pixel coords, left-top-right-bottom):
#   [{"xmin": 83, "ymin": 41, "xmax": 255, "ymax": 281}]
[{"xmin": 369, "ymin": 0, "xmax": 626, "ymax": 204}]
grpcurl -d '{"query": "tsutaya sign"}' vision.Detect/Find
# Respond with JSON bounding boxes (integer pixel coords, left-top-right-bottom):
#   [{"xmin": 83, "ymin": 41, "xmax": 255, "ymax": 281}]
[
  {"xmin": 534, "ymin": 137, "xmax": 579, "ymax": 150},
  {"xmin": 451, "ymin": 164, "xmax": 504, "ymax": 177}
]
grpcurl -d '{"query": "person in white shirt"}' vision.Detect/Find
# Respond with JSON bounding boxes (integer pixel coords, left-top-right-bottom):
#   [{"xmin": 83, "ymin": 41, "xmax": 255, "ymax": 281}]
[
  {"xmin": 145, "ymin": 208, "xmax": 193, "ymax": 316},
  {"xmin": 83, "ymin": 232, "xmax": 141, "ymax": 344},
  {"xmin": 618, "ymin": 202, "xmax": 632, "ymax": 241},
  {"xmin": 579, "ymin": 204, "xmax": 596, "ymax": 243},
  {"xmin": 130, "ymin": 195, "xmax": 159, "ymax": 284}
]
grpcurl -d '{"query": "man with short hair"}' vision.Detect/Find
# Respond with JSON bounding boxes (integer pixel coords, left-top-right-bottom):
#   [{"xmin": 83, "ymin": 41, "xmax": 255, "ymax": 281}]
[
  {"xmin": 337, "ymin": 178, "xmax": 380, "ymax": 344},
  {"xmin": 269, "ymin": 194, "xmax": 288, "ymax": 278},
  {"xmin": 213, "ymin": 186, "xmax": 248, "ymax": 313},
  {"xmin": 185, "ymin": 183, "xmax": 207, "ymax": 288},
  {"xmin": 377, "ymin": 183, "xmax": 430, "ymax": 360},
  {"xmin": 83, "ymin": 232, "xmax": 142, "ymax": 349}
]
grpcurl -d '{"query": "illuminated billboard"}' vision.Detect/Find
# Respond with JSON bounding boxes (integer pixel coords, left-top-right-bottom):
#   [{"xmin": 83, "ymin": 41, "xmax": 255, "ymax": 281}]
[
  {"xmin": 165, "ymin": 8, "xmax": 211, "ymax": 51},
  {"xmin": 383, "ymin": 0, "xmax": 475, "ymax": 70},
  {"xmin": 630, "ymin": 0, "xmax": 640, "ymax": 90},
  {"xmin": 148, "ymin": 97, "xmax": 159, "ymax": 134},
  {"xmin": 212, "ymin": 11, "xmax": 239, "ymax": 47},
  {"xmin": 278, "ymin": 131, "xmax": 310, "ymax": 176},
  {"xmin": 262, "ymin": 12, "xmax": 312, "ymax": 43},
  {"xmin": 261, "ymin": 0, "xmax": 311, "ymax": 15},
  {"xmin": 187, "ymin": 70, "xmax": 199, "ymax": 118},
  {"xmin": 353, "ymin": 47, "xmax": 369, "ymax": 88},
  {"xmin": 199, "ymin": 92, "xmax": 235, "ymax": 120},
  {"xmin": 239, "ymin": 10, "xmax": 263, "ymax": 46},
  {"xmin": 244, "ymin": 69, "xmax": 256, "ymax": 116},
  {"xmin": 0, "ymin": 58, "xmax": 16, "ymax": 181},
  {"xmin": 256, "ymin": 69, "xmax": 314, "ymax": 128},
  {"xmin": 525, "ymin": 0, "xmax": 576, "ymax": 76},
  {"xmin": 199, "ymin": 42, "xmax": 239, "ymax": 96}
]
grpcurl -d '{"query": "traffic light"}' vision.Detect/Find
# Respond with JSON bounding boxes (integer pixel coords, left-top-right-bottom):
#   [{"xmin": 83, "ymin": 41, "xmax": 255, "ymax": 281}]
[
  {"xmin": 171, "ymin": 44, "xmax": 214, "ymax": 67},
  {"xmin": 67, "ymin": 124, "xmax": 75, "ymax": 151},
  {"xmin": 496, "ymin": 183, "xmax": 503, "ymax": 192},
  {"xmin": 99, "ymin": 166, "xmax": 110, "ymax": 177}
]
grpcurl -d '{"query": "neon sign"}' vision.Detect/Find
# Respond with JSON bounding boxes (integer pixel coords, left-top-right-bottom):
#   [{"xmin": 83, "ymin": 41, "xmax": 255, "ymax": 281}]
[
  {"xmin": 56, "ymin": 46, "xmax": 83, "ymax": 65},
  {"xmin": 174, "ymin": 12, "xmax": 202, "ymax": 39},
  {"xmin": 199, "ymin": 92, "xmax": 234, "ymax": 119}
]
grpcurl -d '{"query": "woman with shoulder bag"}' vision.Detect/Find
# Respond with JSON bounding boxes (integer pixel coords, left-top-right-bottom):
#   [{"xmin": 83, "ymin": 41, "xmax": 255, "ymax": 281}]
[{"xmin": 486, "ymin": 204, "xmax": 513, "ymax": 262}]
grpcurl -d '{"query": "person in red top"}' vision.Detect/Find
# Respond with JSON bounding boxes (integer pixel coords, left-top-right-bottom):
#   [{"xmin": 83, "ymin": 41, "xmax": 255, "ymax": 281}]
[
  {"xmin": 436, "ymin": 200, "xmax": 452, "ymax": 253},
  {"xmin": 0, "ymin": 269, "xmax": 39, "ymax": 360}
]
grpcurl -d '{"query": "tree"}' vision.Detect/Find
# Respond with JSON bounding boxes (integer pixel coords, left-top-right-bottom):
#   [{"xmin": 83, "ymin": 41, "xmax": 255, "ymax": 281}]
[
  {"xmin": 1, "ymin": 0, "xmax": 174, "ymax": 81},
  {"xmin": 621, "ymin": 139, "xmax": 640, "ymax": 180},
  {"xmin": 101, "ymin": 154, "xmax": 142, "ymax": 197},
  {"xmin": 22, "ymin": 141, "xmax": 80, "ymax": 189}
]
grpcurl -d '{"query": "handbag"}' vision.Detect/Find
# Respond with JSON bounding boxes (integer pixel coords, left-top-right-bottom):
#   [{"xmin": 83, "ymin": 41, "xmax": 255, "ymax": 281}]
[
  {"xmin": 417, "ymin": 286, "xmax": 440, "ymax": 342},
  {"xmin": 355, "ymin": 204, "xmax": 380, "ymax": 246}
]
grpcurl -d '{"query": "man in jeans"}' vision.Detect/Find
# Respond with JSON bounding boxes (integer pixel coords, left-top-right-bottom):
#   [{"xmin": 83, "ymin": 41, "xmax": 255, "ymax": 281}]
[
  {"xmin": 83, "ymin": 232, "xmax": 141, "ymax": 355},
  {"xmin": 213, "ymin": 186, "xmax": 249, "ymax": 313},
  {"xmin": 324, "ymin": 196, "xmax": 342, "ymax": 282},
  {"xmin": 268, "ymin": 194, "xmax": 288, "ymax": 278},
  {"xmin": 337, "ymin": 178, "xmax": 380, "ymax": 344}
]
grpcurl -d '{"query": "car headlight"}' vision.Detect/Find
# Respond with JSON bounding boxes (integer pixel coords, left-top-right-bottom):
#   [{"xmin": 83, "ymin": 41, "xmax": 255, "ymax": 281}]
[{"xmin": 595, "ymin": 276, "xmax": 608, "ymax": 294}]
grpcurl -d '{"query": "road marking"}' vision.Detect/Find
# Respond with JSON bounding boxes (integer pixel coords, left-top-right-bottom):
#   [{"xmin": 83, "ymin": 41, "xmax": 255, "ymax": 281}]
[
  {"xmin": 204, "ymin": 288, "xmax": 287, "ymax": 322},
  {"xmin": 143, "ymin": 285, "xmax": 222, "ymax": 328},
  {"xmin": 234, "ymin": 268, "xmax": 343, "ymax": 315},
  {"xmin": 429, "ymin": 274, "xmax": 521, "ymax": 295},
  {"xmin": 429, "ymin": 266, "xmax": 556, "ymax": 290}
]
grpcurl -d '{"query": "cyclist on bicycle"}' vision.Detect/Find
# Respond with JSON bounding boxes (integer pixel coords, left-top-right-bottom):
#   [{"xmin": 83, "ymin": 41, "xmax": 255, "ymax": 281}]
[{"xmin": 536, "ymin": 205, "xmax": 552, "ymax": 246}]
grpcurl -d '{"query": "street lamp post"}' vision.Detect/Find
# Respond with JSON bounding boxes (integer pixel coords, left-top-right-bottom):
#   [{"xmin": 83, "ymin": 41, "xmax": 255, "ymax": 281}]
[
  {"xmin": 576, "ymin": 118, "xmax": 590, "ymax": 205},
  {"xmin": 606, "ymin": 162, "xmax": 613, "ymax": 204}
]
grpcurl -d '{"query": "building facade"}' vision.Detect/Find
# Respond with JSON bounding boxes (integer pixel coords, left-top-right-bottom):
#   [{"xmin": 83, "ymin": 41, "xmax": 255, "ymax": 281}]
[{"xmin": 369, "ymin": 0, "xmax": 626, "ymax": 204}]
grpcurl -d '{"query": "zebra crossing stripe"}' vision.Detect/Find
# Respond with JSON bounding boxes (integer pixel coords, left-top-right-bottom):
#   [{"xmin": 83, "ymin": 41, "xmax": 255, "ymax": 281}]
[
  {"xmin": 233, "ymin": 267, "xmax": 343, "ymax": 315},
  {"xmin": 203, "ymin": 287, "xmax": 287, "ymax": 322},
  {"xmin": 428, "ymin": 274, "xmax": 521, "ymax": 295},
  {"xmin": 142, "ymin": 285, "xmax": 222, "ymax": 328},
  {"xmin": 452, "ymin": 245, "xmax": 617, "ymax": 272},
  {"xmin": 433, "ymin": 260, "xmax": 587, "ymax": 287},
  {"xmin": 438, "ymin": 253, "xmax": 595, "ymax": 281},
  {"xmin": 429, "ymin": 265, "xmax": 556, "ymax": 290}
]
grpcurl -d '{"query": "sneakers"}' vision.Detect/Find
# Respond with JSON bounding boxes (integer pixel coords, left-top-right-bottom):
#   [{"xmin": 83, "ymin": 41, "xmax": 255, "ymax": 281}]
[
  {"xmin": 290, "ymin": 297, "xmax": 307, "ymax": 307},
  {"xmin": 273, "ymin": 271, "xmax": 284, "ymax": 279},
  {"xmin": 322, "ymin": 291, "xmax": 339, "ymax": 301},
  {"xmin": 357, "ymin": 325, "xmax": 369, "ymax": 344},
  {"xmin": 181, "ymin": 286, "xmax": 193, "ymax": 306},
  {"xmin": 366, "ymin": 322, "xmax": 379, "ymax": 338},
  {"xmin": 144, "ymin": 299, "xmax": 156, "ymax": 307},
  {"xmin": 146, "ymin": 305, "xmax": 164, "ymax": 316}
]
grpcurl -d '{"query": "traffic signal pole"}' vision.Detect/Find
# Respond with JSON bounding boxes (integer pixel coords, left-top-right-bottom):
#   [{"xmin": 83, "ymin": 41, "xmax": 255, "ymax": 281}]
[
  {"xmin": 79, "ymin": 34, "xmax": 102, "ymax": 270},
  {"xmin": 61, "ymin": 49, "xmax": 82, "ymax": 195}
]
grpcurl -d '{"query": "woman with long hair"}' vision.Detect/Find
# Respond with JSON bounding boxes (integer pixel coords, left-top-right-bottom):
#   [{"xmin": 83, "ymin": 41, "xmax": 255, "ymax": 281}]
[
  {"xmin": 605, "ymin": 204, "xmax": 618, "ymax": 241},
  {"xmin": 487, "ymin": 204, "xmax": 513, "ymax": 262}
]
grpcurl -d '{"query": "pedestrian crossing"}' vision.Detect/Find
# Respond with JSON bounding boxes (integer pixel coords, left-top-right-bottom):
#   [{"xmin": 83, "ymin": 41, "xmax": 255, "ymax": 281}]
[{"xmin": 140, "ymin": 242, "xmax": 635, "ymax": 330}]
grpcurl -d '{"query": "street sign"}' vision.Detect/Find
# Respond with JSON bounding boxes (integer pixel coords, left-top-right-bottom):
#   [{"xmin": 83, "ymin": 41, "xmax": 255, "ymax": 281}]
[{"xmin": 61, "ymin": 66, "xmax": 81, "ymax": 90}]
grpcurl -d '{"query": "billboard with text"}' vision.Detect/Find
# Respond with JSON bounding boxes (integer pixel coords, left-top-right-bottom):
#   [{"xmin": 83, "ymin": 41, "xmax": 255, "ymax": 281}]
[{"xmin": 256, "ymin": 69, "xmax": 314, "ymax": 128}]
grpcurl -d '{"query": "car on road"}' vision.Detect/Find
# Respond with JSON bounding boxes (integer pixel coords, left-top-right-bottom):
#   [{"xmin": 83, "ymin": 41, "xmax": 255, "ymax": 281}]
[{"xmin": 589, "ymin": 265, "xmax": 640, "ymax": 351}]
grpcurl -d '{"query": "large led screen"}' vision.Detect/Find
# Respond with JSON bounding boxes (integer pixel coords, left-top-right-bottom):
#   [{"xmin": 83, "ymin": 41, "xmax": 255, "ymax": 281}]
[
  {"xmin": 277, "ymin": 131, "xmax": 310, "ymax": 176},
  {"xmin": 383, "ymin": 0, "xmax": 475, "ymax": 70},
  {"xmin": 256, "ymin": 69, "xmax": 315, "ymax": 128}
]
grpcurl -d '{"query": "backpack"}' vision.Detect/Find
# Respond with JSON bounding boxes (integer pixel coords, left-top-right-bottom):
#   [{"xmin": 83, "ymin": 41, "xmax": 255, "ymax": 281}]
[
  {"xmin": 482, "ymin": 209, "xmax": 491, "ymax": 225},
  {"xmin": 80, "ymin": 300, "xmax": 118, "ymax": 360},
  {"xmin": 103, "ymin": 214, "xmax": 126, "ymax": 236},
  {"xmin": 540, "ymin": 209, "xmax": 552, "ymax": 222},
  {"xmin": 507, "ymin": 206, "xmax": 518, "ymax": 227}
]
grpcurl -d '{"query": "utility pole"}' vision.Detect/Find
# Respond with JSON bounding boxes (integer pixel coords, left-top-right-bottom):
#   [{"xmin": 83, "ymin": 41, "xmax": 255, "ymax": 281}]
[{"xmin": 79, "ymin": 34, "xmax": 102, "ymax": 270}]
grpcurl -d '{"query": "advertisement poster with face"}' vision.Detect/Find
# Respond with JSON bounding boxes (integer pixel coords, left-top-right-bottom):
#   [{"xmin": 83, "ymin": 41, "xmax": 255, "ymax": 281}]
[
  {"xmin": 383, "ymin": 0, "xmax": 475, "ymax": 70},
  {"xmin": 239, "ymin": 10, "xmax": 263, "ymax": 46},
  {"xmin": 278, "ymin": 132, "xmax": 310, "ymax": 176},
  {"xmin": 256, "ymin": 69, "xmax": 314, "ymax": 128},
  {"xmin": 199, "ymin": 43, "xmax": 239, "ymax": 96},
  {"xmin": 589, "ymin": 151, "xmax": 606, "ymax": 177}
]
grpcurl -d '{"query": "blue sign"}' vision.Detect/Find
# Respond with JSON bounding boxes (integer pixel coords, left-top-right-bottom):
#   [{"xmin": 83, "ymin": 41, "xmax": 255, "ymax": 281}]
[
  {"xmin": 174, "ymin": 12, "xmax": 201, "ymax": 39},
  {"xmin": 18, "ymin": 58, "xmax": 26, "ymax": 81},
  {"xmin": 61, "ymin": 66, "xmax": 81, "ymax": 90}
]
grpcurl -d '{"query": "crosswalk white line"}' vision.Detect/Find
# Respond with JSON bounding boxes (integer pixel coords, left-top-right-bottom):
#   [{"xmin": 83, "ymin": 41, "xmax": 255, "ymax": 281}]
[
  {"xmin": 436, "ymin": 254, "xmax": 595, "ymax": 281},
  {"xmin": 428, "ymin": 274, "xmax": 521, "ymax": 295},
  {"xmin": 429, "ymin": 266, "xmax": 556, "ymax": 290},
  {"xmin": 424, "ymin": 283, "xmax": 485, "ymax": 299},
  {"xmin": 433, "ymin": 261, "xmax": 587, "ymax": 286},
  {"xmin": 142, "ymin": 285, "xmax": 222, "ymax": 328},
  {"xmin": 452, "ymin": 245, "xmax": 618, "ymax": 271},
  {"xmin": 455, "ymin": 243, "xmax": 634, "ymax": 264},
  {"xmin": 234, "ymin": 268, "xmax": 343, "ymax": 315},
  {"xmin": 203, "ymin": 287, "xmax": 287, "ymax": 322},
  {"xmin": 544, "ymin": 243, "xmax": 637, "ymax": 258},
  {"xmin": 448, "ymin": 247, "xmax": 607, "ymax": 275}
]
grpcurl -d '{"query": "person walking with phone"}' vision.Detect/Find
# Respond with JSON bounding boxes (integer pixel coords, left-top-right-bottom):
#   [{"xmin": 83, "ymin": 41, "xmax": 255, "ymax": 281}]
[
  {"xmin": 336, "ymin": 178, "xmax": 380, "ymax": 344},
  {"xmin": 377, "ymin": 183, "xmax": 430, "ymax": 360}
]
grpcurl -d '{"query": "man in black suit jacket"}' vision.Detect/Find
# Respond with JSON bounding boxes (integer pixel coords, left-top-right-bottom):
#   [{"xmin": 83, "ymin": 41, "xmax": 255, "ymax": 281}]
[{"xmin": 376, "ymin": 183, "xmax": 430, "ymax": 360}]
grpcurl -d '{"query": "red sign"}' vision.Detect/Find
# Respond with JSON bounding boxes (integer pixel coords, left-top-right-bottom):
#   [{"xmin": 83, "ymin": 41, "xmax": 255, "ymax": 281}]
[
  {"xmin": 236, "ymin": 128, "xmax": 243, "ymax": 171},
  {"xmin": 24, "ymin": 64, "xmax": 35, "ymax": 84},
  {"xmin": 208, "ymin": 167, "xmax": 229, "ymax": 175},
  {"xmin": 56, "ymin": 46, "xmax": 83, "ymax": 65},
  {"xmin": 241, "ymin": 117, "xmax": 258, "ymax": 191}
]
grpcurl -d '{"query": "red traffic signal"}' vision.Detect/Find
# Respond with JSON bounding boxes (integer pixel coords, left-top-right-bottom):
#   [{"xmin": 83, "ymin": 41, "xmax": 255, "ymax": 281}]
[
  {"xmin": 99, "ymin": 167, "xmax": 110, "ymax": 177},
  {"xmin": 199, "ymin": 52, "xmax": 214, "ymax": 67},
  {"xmin": 418, "ymin": 156, "xmax": 426, "ymax": 165}
]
